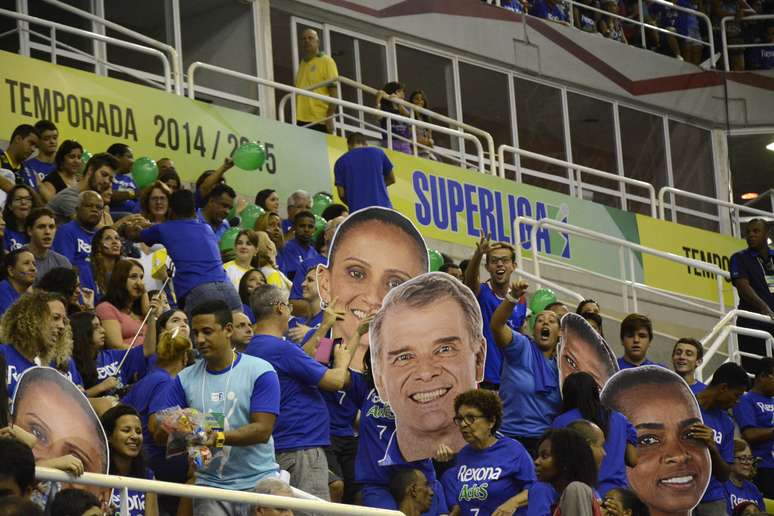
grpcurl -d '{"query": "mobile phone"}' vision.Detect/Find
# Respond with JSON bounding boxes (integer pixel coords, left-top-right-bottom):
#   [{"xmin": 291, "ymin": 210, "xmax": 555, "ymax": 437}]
[{"xmin": 315, "ymin": 337, "xmax": 342, "ymax": 365}]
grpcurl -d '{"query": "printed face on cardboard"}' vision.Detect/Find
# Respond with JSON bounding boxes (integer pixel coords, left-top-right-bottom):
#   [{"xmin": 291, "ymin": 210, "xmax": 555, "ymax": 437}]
[
  {"xmin": 557, "ymin": 312, "xmax": 618, "ymax": 391},
  {"xmin": 370, "ymin": 272, "xmax": 486, "ymax": 462},
  {"xmin": 316, "ymin": 207, "xmax": 429, "ymax": 372},
  {"xmin": 600, "ymin": 367, "xmax": 711, "ymax": 516}
]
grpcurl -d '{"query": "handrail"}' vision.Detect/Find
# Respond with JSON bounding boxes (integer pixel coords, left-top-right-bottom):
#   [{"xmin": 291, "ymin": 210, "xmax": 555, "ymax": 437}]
[
  {"xmin": 0, "ymin": 8, "xmax": 172, "ymax": 93},
  {"xmin": 721, "ymin": 14, "xmax": 774, "ymax": 71},
  {"xmin": 697, "ymin": 324, "xmax": 774, "ymax": 380},
  {"xmin": 658, "ymin": 186, "xmax": 774, "ymax": 237},
  {"xmin": 39, "ymin": 0, "xmax": 183, "ymax": 94},
  {"xmin": 516, "ymin": 267, "xmax": 586, "ymax": 303},
  {"xmin": 277, "ymin": 75, "xmax": 498, "ymax": 176},
  {"xmin": 187, "ymin": 62, "xmax": 487, "ymax": 173},
  {"xmin": 514, "ymin": 216, "xmax": 729, "ymax": 314},
  {"xmin": 499, "ymin": 145, "xmax": 658, "ymax": 217},
  {"xmin": 35, "ymin": 467, "xmax": 402, "ymax": 516},
  {"xmin": 699, "ymin": 309, "xmax": 774, "ymax": 350}
]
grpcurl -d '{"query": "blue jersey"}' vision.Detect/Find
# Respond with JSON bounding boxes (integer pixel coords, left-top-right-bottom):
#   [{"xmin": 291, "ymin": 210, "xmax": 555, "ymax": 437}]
[
  {"xmin": 734, "ymin": 391, "xmax": 774, "ymax": 469},
  {"xmin": 616, "ymin": 357, "xmax": 664, "ymax": 370},
  {"xmin": 700, "ymin": 406, "xmax": 735, "ymax": 502},
  {"xmin": 724, "ymin": 479, "xmax": 764, "ymax": 514},
  {"xmin": 122, "ymin": 368, "xmax": 173, "ymax": 462},
  {"xmin": 139, "ymin": 219, "xmax": 228, "ymax": 300},
  {"xmin": 245, "ymin": 334, "xmax": 330, "ymax": 451},
  {"xmin": 196, "ymin": 209, "xmax": 230, "ymax": 241},
  {"xmin": 441, "ymin": 437, "xmax": 535, "ymax": 516},
  {"xmin": 552, "ymin": 408, "xmax": 636, "ymax": 495},
  {"xmin": 346, "ymin": 371, "xmax": 396, "ymax": 484},
  {"xmin": 477, "ymin": 282, "xmax": 527, "ymax": 384},
  {"xmin": 333, "ymin": 146, "xmax": 393, "ymax": 212},
  {"xmin": 110, "ymin": 468, "xmax": 153, "ymax": 516},
  {"xmin": 3, "ymin": 228, "xmax": 28, "ymax": 252},
  {"xmin": 97, "ymin": 347, "xmax": 147, "ymax": 386},
  {"xmin": 500, "ymin": 331, "xmax": 560, "ymax": 438},
  {"xmin": 52, "ymin": 220, "xmax": 97, "ymax": 293},
  {"xmin": 690, "ymin": 380, "xmax": 707, "ymax": 395},
  {"xmin": 24, "ymin": 157, "xmax": 55, "ymax": 184},
  {"xmin": 0, "ymin": 343, "xmax": 36, "ymax": 397}
]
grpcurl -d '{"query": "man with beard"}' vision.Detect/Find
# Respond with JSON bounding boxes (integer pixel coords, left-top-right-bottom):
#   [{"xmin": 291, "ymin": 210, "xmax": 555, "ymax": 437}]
[
  {"xmin": 464, "ymin": 235, "xmax": 526, "ymax": 390},
  {"xmin": 48, "ymin": 153, "xmax": 117, "ymax": 224}
]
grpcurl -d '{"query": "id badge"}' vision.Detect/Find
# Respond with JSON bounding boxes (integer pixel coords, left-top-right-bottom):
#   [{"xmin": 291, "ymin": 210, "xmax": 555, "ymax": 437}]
[
  {"xmin": 206, "ymin": 412, "xmax": 224, "ymax": 432},
  {"xmin": 766, "ymin": 273, "xmax": 774, "ymax": 294}
]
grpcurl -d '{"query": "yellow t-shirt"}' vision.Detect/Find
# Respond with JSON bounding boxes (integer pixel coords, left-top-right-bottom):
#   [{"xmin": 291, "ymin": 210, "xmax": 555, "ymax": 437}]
[{"xmin": 295, "ymin": 53, "xmax": 339, "ymax": 124}]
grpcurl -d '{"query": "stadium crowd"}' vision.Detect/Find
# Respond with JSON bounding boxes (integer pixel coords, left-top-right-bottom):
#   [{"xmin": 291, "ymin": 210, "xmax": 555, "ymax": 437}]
[{"xmin": 0, "ymin": 26, "xmax": 773, "ymax": 516}]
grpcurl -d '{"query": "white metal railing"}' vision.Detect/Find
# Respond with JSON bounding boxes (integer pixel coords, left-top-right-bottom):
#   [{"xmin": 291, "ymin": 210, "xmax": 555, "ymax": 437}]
[
  {"xmin": 743, "ymin": 189, "xmax": 774, "ymax": 217},
  {"xmin": 487, "ymin": 0, "xmax": 715, "ymax": 67},
  {"xmin": 277, "ymin": 75, "xmax": 498, "ymax": 176},
  {"xmin": 0, "ymin": 8, "xmax": 173, "ymax": 93},
  {"xmin": 696, "ymin": 309, "xmax": 774, "ymax": 379},
  {"xmin": 186, "ymin": 61, "xmax": 488, "ymax": 173},
  {"xmin": 499, "ymin": 145, "xmax": 658, "ymax": 217},
  {"xmin": 658, "ymin": 186, "xmax": 774, "ymax": 238},
  {"xmin": 514, "ymin": 216, "xmax": 730, "ymax": 316},
  {"xmin": 721, "ymin": 14, "xmax": 774, "ymax": 71},
  {"xmin": 39, "ymin": 0, "xmax": 183, "ymax": 94},
  {"xmin": 35, "ymin": 467, "xmax": 401, "ymax": 516}
]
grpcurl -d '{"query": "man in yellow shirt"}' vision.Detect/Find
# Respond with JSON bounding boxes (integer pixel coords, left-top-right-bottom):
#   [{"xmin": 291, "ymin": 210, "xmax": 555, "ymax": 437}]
[{"xmin": 295, "ymin": 28, "xmax": 339, "ymax": 133}]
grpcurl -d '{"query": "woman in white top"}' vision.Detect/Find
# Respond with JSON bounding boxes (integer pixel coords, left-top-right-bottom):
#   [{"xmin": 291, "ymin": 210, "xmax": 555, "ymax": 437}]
[{"xmin": 223, "ymin": 230, "xmax": 259, "ymax": 289}]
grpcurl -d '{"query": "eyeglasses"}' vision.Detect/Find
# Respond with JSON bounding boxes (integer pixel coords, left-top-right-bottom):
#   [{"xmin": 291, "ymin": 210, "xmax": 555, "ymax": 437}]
[
  {"xmin": 13, "ymin": 196, "xmax": 32, "ymax": 204},
  {"xmin": 487, "ymin": 257, "xmax": 512, "ymax": 265},
  {"xmin": 452, "ymin": 414, "xmax": 487, "ymax": 427},
  {"xmin": 734, "ymin": 456, "xmax": 760, "ymax": 465}
]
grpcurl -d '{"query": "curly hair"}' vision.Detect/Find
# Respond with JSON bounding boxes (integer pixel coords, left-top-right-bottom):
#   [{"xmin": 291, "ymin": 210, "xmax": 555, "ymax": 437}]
[
  {"xmin": 90, "ymin": 226, "xmax": 121, "ymax": 295},
  {"xmin": 0, "ymin": 291, "xmax": 70, "ymax": 365},
  {"xmin": 156, "ymin": 330, "xmax": 191, "ymax": 365},
  {"xmin": 454, "ymin": 389, "xmax": 503, "ymax": 434},
  {"xmin": 138, "ymin": 181, "xmax": 171, "ymax": 221}
]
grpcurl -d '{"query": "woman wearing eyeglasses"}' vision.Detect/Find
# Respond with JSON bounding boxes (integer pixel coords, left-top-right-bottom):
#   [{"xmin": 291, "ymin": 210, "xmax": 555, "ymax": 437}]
[
  {"xmin": 723, "ymin": 439, "xmax": 764, "ymax": 515},
  {"xmin": 440, "ymin": 389, "xmax": 536, "ymax": 516}
]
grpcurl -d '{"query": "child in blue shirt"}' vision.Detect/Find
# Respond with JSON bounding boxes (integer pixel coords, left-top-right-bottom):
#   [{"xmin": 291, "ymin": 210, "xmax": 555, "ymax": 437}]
[{"xmin": 724, "ymin": 439, "xmax": 765, "ymax": 514}]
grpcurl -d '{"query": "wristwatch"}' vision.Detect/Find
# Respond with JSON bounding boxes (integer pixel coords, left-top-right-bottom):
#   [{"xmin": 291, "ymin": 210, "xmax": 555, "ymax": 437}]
[{"xmin": 215, "ymin": 431, "xmax": 226, "ymax": 448}]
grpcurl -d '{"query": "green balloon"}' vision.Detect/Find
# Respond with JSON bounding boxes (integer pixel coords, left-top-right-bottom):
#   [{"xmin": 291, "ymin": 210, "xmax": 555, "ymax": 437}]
[
  {"xmin": 312, "ymin": 214, "xmax": 326, "ymax": 240},
  {"xmin": 233, "ymin": 142, "xmax": 266, "ymax": 171},
  {"xmin": 529, "ymin": 288, "xmax": 557, "ymax": 315},
  {"xmin": 312, "ymin": 193, "xmax": 332, "ymax": 217},
  {"xmin": 219, "ymin": 227, "xmax": 240, "ymax": 252},
  {"xmin": 239, "ymin": 204, "xmax": 265, "ymax": 229},
  {"xmin": 131, "ymin": 157, "xmax": 159, "ymax": 189},
  {"xmin": 228, "ymin": 201, "xmax": 239, "ymax": 220},
  {"xmin": 80, "ymin": 150, "xmax": 92, "ymax": 173},
  {"xmin": 428, "ymin": 249, "xmax": 444, "ymax": 272}
]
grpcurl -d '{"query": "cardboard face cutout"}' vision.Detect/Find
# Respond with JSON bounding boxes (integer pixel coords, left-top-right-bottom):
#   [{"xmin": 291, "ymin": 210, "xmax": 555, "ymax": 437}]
[
  {"xmin": 600, "ymin": 366, "xmax": 711, "ymax": 516},
  {"xmin": 558, "ymin": 312, "xmax": 618, "ymax": 391},
  {"xmin": 12, "ymin": 366, "xmax": 109, "ymax": 498},
  {"xmin": 370, "ymin": 272, "xmax": 486, "ymax": 462},
  {"xmin": 316, "ymin": 207, "xmax": 429, "ymax": 372}
]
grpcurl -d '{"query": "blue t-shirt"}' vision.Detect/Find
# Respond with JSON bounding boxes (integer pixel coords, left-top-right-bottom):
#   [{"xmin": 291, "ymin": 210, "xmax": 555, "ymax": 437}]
[
  {"xmin": 531, "ymin": 0, "xmax": 569, "ymax": 21},
  {"xmin": 3, "ymin": 228, "xmax": 28, "ymax": 252},
  {"xmin": 734, "ymin": 391, "xmax": 774, "ymax": 470},
  {"xmin": 500, "ymin": 332, "xmax": 561, "ymax": 438},
  {"xmin": 441, "ymin": 437, "xmax": 535, "ymax": 516},
  {"xmin": 111, "ymin": 172, "xmax": 138, "ymax": 213},
  {"xmin": 477, "ymin": 282, "xmax": 527, "ymax": 385},
  {"xmin": 110, "ymin": 468, "xmax": 153, "ymax": 516},
  {"xmin": 140, "ymin": 219, "xmax": 228, "ymax": 300},
  {"xmin": 96, "ymin": 347, "xmax": 147, "ymax": 386},
  {"xmin": 196, "ymin": 209, "xmax": 230, "ymax": 241},
  {"xmin": 149, "ymin": 353, "xmax": 280, "ymax": 490},
  {"xmin": 288, "ymin": 310, "xmax": 324, "ymax": 346},
  {"xmin": 0, "ymin": 343, "xmax": 35, "ymax": 397},
  {"xmin": 730, "ymin": 247, "xmax": 774, "ymax": 312},
  {"xmin": 322, "ymin": 386, "xmax": 360, "ymax": 438},
  {"xmin": 526, "ymin": 482, "xmax": 558, "ymax": 516},
  {"xmin": 754, "ymin": 46, "xmax": 774, "ymax": 70},
  {"xmin": 690, "ymin": 380, "xmax": 707, "ymax": 396},
  {"xmin": 245, "ymin": 334, "xmax": 330, "ymax": 451},
  {"xmin": 276, "ymin": 238, "xmax": 322, "ymax": 282},
  {"xmin": 700, "ymin": 406, "xmax": 735, "ymax": 502},
  {"xmin": 122, "ymin": 368, "xmax": 172, "ymax": 462},
  {"xmin": 24, "ymin": 157, "xmax": 55, "ymax": 184},
  {"xmin": 616, "ymin": 357, "xmax": 663, "ymax": 370},
  {"xmin": 724, "ymin": 479, "xmax": 765, "ymax": 514},
  {"xmin": 243, "ymin": 303, "xmax": 256, "ymax": 324},
  {"xmin": 333, "ymin": 146, "xmax": 393, "ymax": 212},
  {"xmin": 0, "ymin": 280, "xmax": 22, "ymax": 315},
  {"xmin": 52, "ymin": 220, "xmax": 97, "ymax": 293},
  {"xmin": 368, "ymin": 429, "xmax": 448, "ymax": 516},
  {"xmin": 61, "ymin": 357, "xmax": 84, "ymax": 388},
  {"xmin": 552, "ymin": 408, "xmax": 636, "ymax": 496}
]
